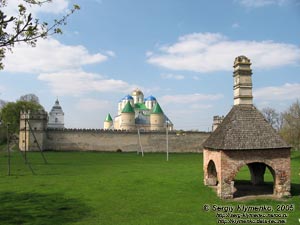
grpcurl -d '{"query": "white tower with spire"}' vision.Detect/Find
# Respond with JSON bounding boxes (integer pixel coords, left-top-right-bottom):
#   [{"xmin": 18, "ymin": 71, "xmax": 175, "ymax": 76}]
[{"xmin": 48, "ymin": 98, "xmax": 65, "ymax": 129}]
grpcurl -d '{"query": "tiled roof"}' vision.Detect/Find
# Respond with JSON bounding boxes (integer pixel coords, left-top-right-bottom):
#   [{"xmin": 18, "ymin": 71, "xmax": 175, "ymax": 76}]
[{"xmin": 203, "ymin": 105, "xmax": 290, "ymax": 150}]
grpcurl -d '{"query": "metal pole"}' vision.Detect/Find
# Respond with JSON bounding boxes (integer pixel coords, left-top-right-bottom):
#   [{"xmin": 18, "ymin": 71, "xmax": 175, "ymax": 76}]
[
  {"xmin": 137, "ymin": 129, "xmax": 144, "ymax": 157},
  {"xmin": 137, "ymin": 128, "xmax": 139, "ymax": 155},
  {"xmin": 7, "ymin": 123, "xmax": 10, "ymax": 176},
  {"xmin": 166, "ymin": 121, "xmax": 169, "ymax": 161}
]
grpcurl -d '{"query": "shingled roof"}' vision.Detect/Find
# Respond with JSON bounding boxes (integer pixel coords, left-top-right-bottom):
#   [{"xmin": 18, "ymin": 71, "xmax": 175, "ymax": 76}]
[{"xmin": 203, "ymin": 104, "xmax": 290, "ymax": 150}]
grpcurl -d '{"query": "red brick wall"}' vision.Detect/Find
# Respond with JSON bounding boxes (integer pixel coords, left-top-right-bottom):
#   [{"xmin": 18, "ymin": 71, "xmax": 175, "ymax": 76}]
[{"xmin": 203, "ymin": 148, "xmax": 291, "ymax": 199}]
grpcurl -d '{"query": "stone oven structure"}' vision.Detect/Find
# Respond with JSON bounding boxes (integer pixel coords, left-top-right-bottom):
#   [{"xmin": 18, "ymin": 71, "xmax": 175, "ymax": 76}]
[{"xmin": 203, "ymin": 56, "xmax": 291, "ymax": 199}]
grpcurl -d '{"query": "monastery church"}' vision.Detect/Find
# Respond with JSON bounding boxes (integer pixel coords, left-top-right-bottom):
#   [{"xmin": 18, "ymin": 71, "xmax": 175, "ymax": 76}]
[
  {"xmin": 45, "ymin": 90, "xmax": 173, "ymax": 131},
  {"xmin": 47, "ymin": 99, "xmax": 65, "ymax": 129},
  {"xmin": 104, "ymin": 89, "xmax": 174, "ymax": 131}
]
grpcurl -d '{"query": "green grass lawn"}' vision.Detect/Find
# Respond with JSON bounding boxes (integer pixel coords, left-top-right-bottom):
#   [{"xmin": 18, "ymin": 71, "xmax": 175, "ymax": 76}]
[{"xmin": 0, "ymin": 150, "xmax": 299, "ymax": 225}]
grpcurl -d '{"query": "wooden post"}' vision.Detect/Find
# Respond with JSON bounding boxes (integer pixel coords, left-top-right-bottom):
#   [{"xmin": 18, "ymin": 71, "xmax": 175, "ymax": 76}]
[
  {"xmin": 7, "ymin": 123, "xmax": 10, "ymax": 176},
  {"xmin": 166, "ymin": 121, "xmax": 169, "ymax": 161},
  {"xmin": 137, "ymin": 128, "xmax": 144, "ymax": 157}
]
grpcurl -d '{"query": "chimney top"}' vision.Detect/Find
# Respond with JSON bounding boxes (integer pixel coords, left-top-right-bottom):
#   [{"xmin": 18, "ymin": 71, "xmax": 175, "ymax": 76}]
[
  {"xmin": 234, "ymin": 55, "xmax": 251, "ymax": 67},
  {"xmin": 233, "ymin": 56, "xmax": 253, "ymax": 105}
]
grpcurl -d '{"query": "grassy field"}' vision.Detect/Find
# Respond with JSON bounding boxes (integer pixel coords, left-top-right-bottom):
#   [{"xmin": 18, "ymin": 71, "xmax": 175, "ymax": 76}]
[{"xmin": 0, "ymin": 149, "xmax": 299, "ymax": 225}]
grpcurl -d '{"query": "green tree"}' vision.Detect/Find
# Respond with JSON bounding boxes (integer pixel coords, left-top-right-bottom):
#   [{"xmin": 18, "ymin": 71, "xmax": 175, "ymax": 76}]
[
  {"xmin": 0, "ymin": 122, "xmax": 5, "ymax": 144},
  {"xmin": 280, "ymin": 100, "xmax": 300, "ymax": 150},
  {"xmin": 0, "ymin": 99, "xmax": 5, "ymax": 144},
  {"xmin": 0, "ymin": 100, "xmax": 43, "ymax": 134},
  {"xmin": 0, "ymin": 0, "xmax": 80, "ymax": 69}
]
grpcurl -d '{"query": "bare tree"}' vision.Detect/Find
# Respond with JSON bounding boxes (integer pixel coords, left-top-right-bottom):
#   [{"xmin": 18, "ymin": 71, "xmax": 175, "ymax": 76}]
[
  {"xmin": 0, "ymin": 99, "xmax": 6, "ymax": 109},
  {"xmin": 280, "ymin": 100, "xmax": 300, "ymax": 150},
  {"xmin": 19, "ymin": 93, "xmax": 39, "ymax": 104},
  {"xmin": 261, "ymin": 107, "xmax": 282, "ymax": 131}
]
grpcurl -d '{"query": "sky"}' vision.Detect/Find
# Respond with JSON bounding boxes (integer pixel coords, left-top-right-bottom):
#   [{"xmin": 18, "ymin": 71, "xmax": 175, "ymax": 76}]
[{"xmin": 0, "ymin": 0, "xmax": 300, "ymax": 131}]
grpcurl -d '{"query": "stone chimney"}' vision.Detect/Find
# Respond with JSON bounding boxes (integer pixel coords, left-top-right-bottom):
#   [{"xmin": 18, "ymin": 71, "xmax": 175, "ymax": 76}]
[{"xmin": 233, "ymin": 56, "xmax": 253, "ymax": 105}]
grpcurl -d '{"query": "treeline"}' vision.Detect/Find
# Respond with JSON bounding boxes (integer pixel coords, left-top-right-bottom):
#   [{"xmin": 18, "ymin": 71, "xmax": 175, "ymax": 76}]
[
  {"xmin": 261, "ymin": 99, "xmax": 300, "ymax": 150},
  {"xmin": 0, "ymin": 94, "xmax": 43, "ymax": 144}
]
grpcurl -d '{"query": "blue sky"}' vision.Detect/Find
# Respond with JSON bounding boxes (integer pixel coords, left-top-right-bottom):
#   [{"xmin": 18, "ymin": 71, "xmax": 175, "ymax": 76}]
[{"xmin": 1, "ymin": 0, "xmax": 300, "ymax": 130}]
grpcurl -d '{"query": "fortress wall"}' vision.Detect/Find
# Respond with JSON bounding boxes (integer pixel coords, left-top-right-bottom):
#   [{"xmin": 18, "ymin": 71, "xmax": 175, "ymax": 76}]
[{"xmin": 44, "ymin": 129, "xmax": 210, "ymax": 152}]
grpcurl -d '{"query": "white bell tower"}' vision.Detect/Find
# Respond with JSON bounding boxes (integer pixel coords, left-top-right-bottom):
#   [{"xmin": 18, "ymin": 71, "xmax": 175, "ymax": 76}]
[{"xmin": 48, "ymin": 98, "xmax": 65, "ymax": 128}]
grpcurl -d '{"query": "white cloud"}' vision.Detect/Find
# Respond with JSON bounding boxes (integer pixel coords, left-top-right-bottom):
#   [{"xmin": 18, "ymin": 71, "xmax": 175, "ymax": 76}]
[
  {"xmin": 76, "ymin": 98, "xmax": 112, "ymax": 111},
  {"xmin": 105, "ymin": 50, "xmax": 116, "ymax": 57},
  {"xmin": 160, "ymin": 93, "xmax": 223, "ymax": 105},
  {"xmin": 146, "ymin": 51, "xmax": 154, "ymax": 57},
  {"xmin": 2, "ymin": 0, "xmax": 69, "ymax": 16},
  {"xmin": 237, "ymin": 0, "xmax": 287, "ymax": 7},
  {"xmin": 38, "ymin": 70, "xmax": 136, "ymax": 96},
  {"xmin": 232, "ymin": 22, "xmax": 240, "ymax": 28},
  {"xmin": 3, "ymin": 38, "xmax": 108, "ymax": 73},
  {"xmin": 157, "ymin": 93, "xmax": 224, "ymax": 130},
  {"xmin": 254, "ymin": 83, "xmax": 300, "ymax": 101},
  {"xmin": 147, "ymin": 32, "xmax": 300, "ymax": 73},
  {"xmin": 163, "ymin": 33, "xmax": 226, "ymax": 54},
  {"xmin": 161, "ymin": 73, "xmax": 185, "ymax": 80}
]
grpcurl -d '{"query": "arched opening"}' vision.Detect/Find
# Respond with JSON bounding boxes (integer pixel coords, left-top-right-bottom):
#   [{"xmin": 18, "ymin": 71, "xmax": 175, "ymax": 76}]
[
  {"xmin": 233, "ymin": 162, "xmax": 275, "ymax": 198},
  {"xmin": 206, "ymin": 160, "xmax": 218, "ymax": 186}
]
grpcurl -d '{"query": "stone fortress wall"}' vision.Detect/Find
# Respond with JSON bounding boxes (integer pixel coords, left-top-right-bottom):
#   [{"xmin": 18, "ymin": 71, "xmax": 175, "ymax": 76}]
[
  {"xmin": 19, "ymin": 110, "xmax": 210, "ymax": 152},
  {"xmin": 44, "ymin": 129, "xmax": 210, "ymax": 152}
]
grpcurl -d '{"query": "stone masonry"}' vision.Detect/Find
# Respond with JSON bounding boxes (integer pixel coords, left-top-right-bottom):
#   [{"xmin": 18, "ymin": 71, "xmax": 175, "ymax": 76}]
[{"xmin": 19, "ymin": 110, "xmax": 210, "ymax": 153}]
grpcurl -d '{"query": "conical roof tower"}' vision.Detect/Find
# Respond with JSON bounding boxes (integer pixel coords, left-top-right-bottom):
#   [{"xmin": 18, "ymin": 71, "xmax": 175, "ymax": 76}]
[
  {"xmin": 120, "ymin": 102, "xmax": 135, "ymax": 130},
  {"xmin": 104, "ymin": 113, "xmax": 113, "ymax": 130},
  {"xmin": 150, "ymin": 103, "xmax": 164, "ymax": 131}
]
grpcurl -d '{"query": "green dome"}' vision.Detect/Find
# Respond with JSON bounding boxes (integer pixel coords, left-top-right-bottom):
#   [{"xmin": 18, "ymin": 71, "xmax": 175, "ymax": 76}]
[{"xmin": 122, "ymin": 102, "xmax": 135, "ymax": 113}]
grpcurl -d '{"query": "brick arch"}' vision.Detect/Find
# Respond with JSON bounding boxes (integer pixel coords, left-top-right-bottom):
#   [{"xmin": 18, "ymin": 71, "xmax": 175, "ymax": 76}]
[
  {"xmin": 231, "ymin": 160, "xmax": 276, "ymax": 183},
  {"xmin": 206, "ymin": 160, "xmax": 218, "ymax": 186},
  {"xmin": 203, "ymin": 150, "xmax": 221, "ymax": 187},
  {"xmin": 204, "ymin": 149, "xmax": 291, "ymax": 199},
  {"xmin": 228, "ymin": 161, "xmax": 278, "ymax": 197}
]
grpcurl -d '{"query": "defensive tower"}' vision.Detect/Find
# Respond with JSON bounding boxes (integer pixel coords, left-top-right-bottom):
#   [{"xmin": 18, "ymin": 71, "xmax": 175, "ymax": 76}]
[{"xmin": 19, "ymin": 109, "xmax": 48, "ymax": 151}]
